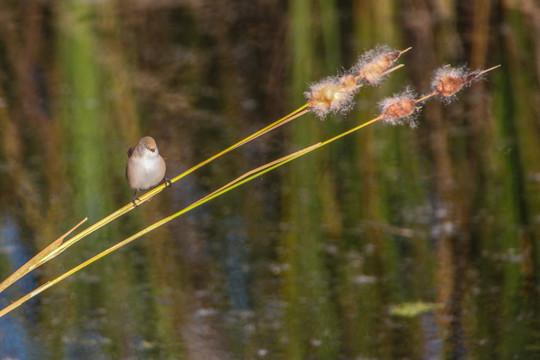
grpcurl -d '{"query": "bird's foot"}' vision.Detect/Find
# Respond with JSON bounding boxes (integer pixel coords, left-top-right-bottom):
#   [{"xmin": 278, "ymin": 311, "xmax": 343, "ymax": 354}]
[
  {"xmin": 164, "ymin": 178, "xmax": 173, "ymax": 188},
  {"xmin": 132, "ymin": 196, "xmax": 141, "ymax": 207}
]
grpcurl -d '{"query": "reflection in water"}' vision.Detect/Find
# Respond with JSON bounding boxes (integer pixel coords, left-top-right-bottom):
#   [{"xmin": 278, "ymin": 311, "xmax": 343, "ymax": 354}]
[
  {"xmin": 0, "ymin": 217, "xmax": 39, "ymax": 359},
  {"xmin": 0, "ymin": 0, "xmax": 539, "ymax": 359}
]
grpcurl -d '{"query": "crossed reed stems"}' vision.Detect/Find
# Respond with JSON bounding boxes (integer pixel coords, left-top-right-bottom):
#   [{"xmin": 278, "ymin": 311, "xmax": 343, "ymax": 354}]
[{"xmin": 0, "ymin": 45, "xmax": 500, "ymax": 318}]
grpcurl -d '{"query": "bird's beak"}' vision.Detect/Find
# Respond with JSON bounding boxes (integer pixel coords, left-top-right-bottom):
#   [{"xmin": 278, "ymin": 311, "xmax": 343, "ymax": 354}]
[{"xmin": 149, "ymin": 147, "xmax": 156, "ymax": 153}]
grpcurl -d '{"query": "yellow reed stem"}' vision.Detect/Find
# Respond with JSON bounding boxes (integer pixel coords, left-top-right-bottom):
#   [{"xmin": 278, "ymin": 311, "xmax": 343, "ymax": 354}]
[
  {"xmin": 0, "ymin": 110, "xmax": 393, "ymax": 318},
  {"xmin": 0, "ymin": 144, "xmax": 321, "ymax": 319},
  {"xmin": 0, "ymin": 218, "xmax": 87, "ymax": 294},
  {"xmin": 1, "ymin": 103, "xmax": 311, "ymax": 293},
  {"xmin": 320, "ymin": 115, "xmax": 384, "ymax": 146},
  {"xmin": 167, "ymin": 103, "xmax": 310, "ymax": 185},
  {"xmin": 479, "ymin": 64, "xmax": 501, "ymax": 75},
  {"xmin": 415, "ymin": 92, "xmax": 438, "ymax": 104},
  {"xmin": 400, "ymin": 47, "xmax": 413, "ymax": 55},
  {"xmin": 381, "ymin": 64, "xmax": 405, "ymax": 77}
]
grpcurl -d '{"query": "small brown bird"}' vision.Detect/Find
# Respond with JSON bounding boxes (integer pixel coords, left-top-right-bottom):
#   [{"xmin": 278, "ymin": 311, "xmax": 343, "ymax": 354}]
[{"xmin": 126, "ymin": 136, "xmax": 170, "ymax": 205}]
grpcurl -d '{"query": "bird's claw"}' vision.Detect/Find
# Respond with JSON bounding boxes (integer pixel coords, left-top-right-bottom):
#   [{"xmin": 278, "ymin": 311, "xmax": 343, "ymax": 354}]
[{"xmin": 164, "ymin": 178, "xmax": 173, "ymax": 188}]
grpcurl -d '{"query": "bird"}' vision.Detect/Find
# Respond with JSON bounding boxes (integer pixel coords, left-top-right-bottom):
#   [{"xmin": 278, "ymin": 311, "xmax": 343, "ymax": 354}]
[{"xmin": 126, "ymin": 136, "xmax": 171, "ymax": 206}]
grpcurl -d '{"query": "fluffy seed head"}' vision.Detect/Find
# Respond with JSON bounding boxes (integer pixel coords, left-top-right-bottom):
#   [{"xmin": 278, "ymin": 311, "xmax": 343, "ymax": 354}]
[
  {"xmin": 306, "ymin": 74, "xmax": 359, "ymax": 118},
  {"xmin": 432, "ymin": 65, "xmax": 483, "ymax": 98},
  {"xmin": 339, "ymin": 74, "xmax": 358, "ymax": 93},
  {"xmin": 353, "ymin": 46, "xmax": 401, "ymax": 84},
  {"xmin": 379, "ymin": 90, "xmax": 419, "ymax": 127}
]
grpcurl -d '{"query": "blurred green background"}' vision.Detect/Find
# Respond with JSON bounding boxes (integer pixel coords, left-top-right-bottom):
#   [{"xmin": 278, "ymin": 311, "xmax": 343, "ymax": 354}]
[{"xmin": 0, "ymin": 0, "xmax": 539, "ymax": 359}]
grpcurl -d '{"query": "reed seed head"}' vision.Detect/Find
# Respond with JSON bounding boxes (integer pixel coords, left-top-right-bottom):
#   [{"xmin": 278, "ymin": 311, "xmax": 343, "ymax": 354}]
[
  {"xmin": 305, "ymin": 45, "xmax": 411, "ymax": 118},
  {"xmin": 306, "ymin": 74, "xmax": 359, "ymax": 118},
  {"xmin": 339, "ymin": 74, "xmax": 358, "ymax": 92},
  {"xmin": 379, "ymin": 90, "xmax": 419, "ymax": 127},
  {"xmin": 353, "ymin": 46, "xmax": 402, "ymax": 84},
  {"xmin": 432, "ymin": 65, "xmax": 484, "ymax": 99}
]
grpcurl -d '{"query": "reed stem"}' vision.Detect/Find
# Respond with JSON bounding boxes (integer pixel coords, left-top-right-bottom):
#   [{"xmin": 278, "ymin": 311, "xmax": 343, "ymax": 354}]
[
  {"xmin": 0, "ymin": 103, "xmax": 311, "ymax": 295},
  {"xmin": 0, "ymin": 111, "xmax": 389, "ymax": 318}
]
